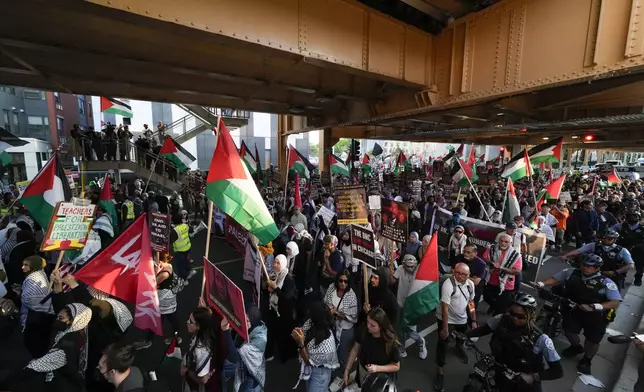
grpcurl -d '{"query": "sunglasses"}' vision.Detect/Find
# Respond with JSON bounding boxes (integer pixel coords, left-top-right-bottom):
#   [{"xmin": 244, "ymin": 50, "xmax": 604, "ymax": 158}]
[
  {"xmin": 508, "ymin": 311, "xmax": 527, "ymax": 320},
  {"xmin": 455, "ymin": 230, "xmax": 464, "ymax": 234},
  {"xmin": 339, "ymin": 279, "xmax": 349, "ymax": 284}
]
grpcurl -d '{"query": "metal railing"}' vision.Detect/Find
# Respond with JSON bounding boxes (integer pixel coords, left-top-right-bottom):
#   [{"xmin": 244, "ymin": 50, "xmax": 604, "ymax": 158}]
[{"xmin": 149, "ymin": 114, "xmax": 204, "ymax": 142}]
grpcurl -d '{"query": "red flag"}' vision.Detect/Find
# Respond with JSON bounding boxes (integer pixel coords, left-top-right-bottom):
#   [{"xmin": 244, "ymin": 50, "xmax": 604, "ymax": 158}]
[
  {"xmin": 590, "ymin": 176, "xmax": 598, "ymax": 194},
  {"xmin": 467, "ymin": 145, "xmax": 476, "ymax": 166},
  {"xmin": 293, "ymin": 172, "xmax": 302, "ymax": 209},
  {"xmin": 607, "ymin": 168, "xmax": 622, "ymax": 185},
  {"xmin": 73, "ymin": 214, "xmax": 162, "ymax": 335}
]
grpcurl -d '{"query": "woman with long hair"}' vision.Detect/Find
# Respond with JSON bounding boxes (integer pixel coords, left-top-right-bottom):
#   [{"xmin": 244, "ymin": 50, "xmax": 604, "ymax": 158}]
[
  {"xmin": 291, "ymin": 301, "xmax": 339, "ymax": 391},
  {"xmin": 343, "ymin": 307, "xmax": 400, "ymax": 388},
  {"xmin": 323, "ymin": 269, "xmax": 358, "ymax": 390},
  {"xmin": 181, "ymin": 307, "xmax": 220, "ymax": 392}
]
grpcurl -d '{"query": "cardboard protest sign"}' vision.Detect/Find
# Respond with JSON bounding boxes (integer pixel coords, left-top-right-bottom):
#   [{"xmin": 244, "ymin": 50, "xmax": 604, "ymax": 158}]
[
  {"xmin": 148, "ymin": 212, "xmax": 170, "ymax": 252},
  {"xmin": 41, "ymin": 202, "xmax": 96, "ymax": 251},
  {"xmin": 380, "ymin": 198, "xmax": 409, "ymax": 243},
  {"xmin": 204, "ymin": 257, "xmax": 249, "ymax": 341},
  {"xmin": 225, "ymin": 216, "xmax": 248, "ymax": 256},
  {"xmin": 334, "ymin": 185, "xmax": 368, "ymax": 225},
  {"xmin": 314, "ymin": 205, "xmax": 335, "ymax": 227},
  {"xmin": 350, "ymin": 224, "xmax": 375, "ymax": 266}
]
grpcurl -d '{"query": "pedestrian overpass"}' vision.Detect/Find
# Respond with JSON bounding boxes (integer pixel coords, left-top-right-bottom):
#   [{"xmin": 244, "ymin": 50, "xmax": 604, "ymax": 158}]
[{"xmin": 2, "ymin": 0, "xmax": 644, "ymax": 172}]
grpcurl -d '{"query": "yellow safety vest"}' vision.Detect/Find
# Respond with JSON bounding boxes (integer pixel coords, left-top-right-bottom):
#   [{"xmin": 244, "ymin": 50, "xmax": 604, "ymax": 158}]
[
  {"xmin": 124, "ymin": 200, "xmax": 135, "ymax": 220},
  {"xmin": 173, "ymin": 223, "xmax": 191, "ymax": 252},
  {"xmin": 0, "ymin": 207, "xmax": 8, "ymax": 216}
]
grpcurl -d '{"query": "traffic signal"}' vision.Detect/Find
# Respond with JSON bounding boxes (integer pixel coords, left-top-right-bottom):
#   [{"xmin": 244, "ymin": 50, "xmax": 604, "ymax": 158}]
[
  {"xmin": 351, "ymin": 139, "xmax": 361, "ymax": 161},
  {"xmin": 584, "ymin": 134, "xmax": 595, "ymax": 141}
]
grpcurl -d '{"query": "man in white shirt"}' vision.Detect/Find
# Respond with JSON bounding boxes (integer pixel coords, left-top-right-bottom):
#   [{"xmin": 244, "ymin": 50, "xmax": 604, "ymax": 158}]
[
  {"xmin": 495, "ymin": 221, "xmax": 526, "ymax": 254},
  {"xmin": 434, "ymin": 263, "xmax": 477, "ymax": 391}
]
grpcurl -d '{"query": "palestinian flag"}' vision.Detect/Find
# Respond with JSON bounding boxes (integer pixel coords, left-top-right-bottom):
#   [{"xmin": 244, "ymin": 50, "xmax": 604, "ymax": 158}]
[
  {"xmin": 501, "ymin": 149, "xmax": 532, "ymax": 182},
  {"xmin": 362, "ymin": 154, "xmax": 371, "ymax": 173},
  {"xmin": 255, "ymin": 144, "xmax": 266, "ymax": 186},
  {"xmin": 456, "ymin": 144, "xmax": 464, "ymax": 157},
  {"xmin": 288, "ymin": 145, "xmax": 313, "ymax": 179},
  {"xmin": 527, "ymin": 137, "xmax": 563, "ymax": 164},
  {"xmin": 540, "ymin": 174, "xmax": 566, "ymax": 200},
  {"xmin": 100, "ymin": 97, "xmax": 133, "ymax": 118},
  {"xmin": 502, "ymin": 178, "xmax": 521, "ymax": 223},
  {"xmin": 329, "ymin": 153, "xmax": 350, "ymax": 177},
  {"xmin": 239, "ymin": 141, "xmax": 257, "ymax": 175},
  {"xmin": 206, "ymin": 118, "xmax": 278, "ymax": 245},
  {"xmin": 403, "ymin": 233, "xmax": 440, "ymax": 325},
  {"xmin": 159, "ymin": 136, "xmax": 196, "ymax": 172},
  {"xmin": 98, "ymin": 174, "xmax": 118, "ymax": 229},
  {"xmin": 466, "ymin": 146, "xmax": 476, "ymax": 166},
  {"xmin": 396, "ymin": 151, "xmax": 407, "ymax": 167},
  {"xmin": 606, "ymin": 168, "xmax": 622, "ymax": 185},
  {"xmin": 372, "ymin": 142, "xmax": 384, "ymax": 156},
  {"xmin": 0, "ymin": 127, "xmax": 28, "ymax": 151},
  {"xmin": 451, "ymin": 159, "xmax": 477, "ymax": 187},
  {"xmin": 18, "ymin": 154, "xmax": 72, "ymax": 229},
  {"xmin": 163, "ymin": 335, "xmax": 182, "ymax": 365}
]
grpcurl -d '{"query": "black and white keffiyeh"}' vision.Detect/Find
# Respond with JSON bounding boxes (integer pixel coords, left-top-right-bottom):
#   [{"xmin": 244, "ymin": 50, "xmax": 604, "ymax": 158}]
[
  {"xmin": 26, "ymin": 303, "xmax": 92, "ymax": 382},
  {"xmin": 292, "ymin": 319, "xmax": 339, "ymax": 389},
  {"xmin": 20, "ymin": 269, "xmax": 53, "ymax": 327},
  {"xmin": 88, "ymin": 286, "xmax": 133, "ymax": 332},
  {"xmin": 323, "ymin": 285, "xmax": 358, "ymax": 341}
]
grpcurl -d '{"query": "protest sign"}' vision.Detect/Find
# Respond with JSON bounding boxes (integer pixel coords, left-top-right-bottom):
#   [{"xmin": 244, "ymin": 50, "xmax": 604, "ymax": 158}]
[
  {"xmin": 368, "ymin": 195, "xmax": 381, "ymax": 211},
  {"xmin": 148, "ymin": 212, "xmax": 170, "ymax": 252},
  {"xmin": 380, "ymin": 198, "xmax": 409, "ymax": 243},
  {"xmin": 15, "ymin": 180, "xmax": 30, "ymax": 194},
  {"xmin": 350, "ymin": 224, "xmax": 375, "ymax": 266},
  {"xmin": 41, "ymin": 202, "xmax": 96, "ymax": 251},
  {"xmin": 204, "ymin": 257, "xmax": 249, "ymax": 341},
  {"xmin": 225, "ymin": 216, "xmax": 248, "ymax": 256},
  {"xmin": 334, "ymin": 185, "xmax": 368, "ymax": 225},
  {"xmin": 432, "ymin": 207, "xmax": 546, "ymax": 284},
  {"xmin": 314, "ymin": 205, "xmax": 335, "ymax": 227}
]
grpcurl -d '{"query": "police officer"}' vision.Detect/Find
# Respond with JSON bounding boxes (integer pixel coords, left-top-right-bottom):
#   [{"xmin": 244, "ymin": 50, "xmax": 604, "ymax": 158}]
[
  {"xmin": 170, "ymin": 213, "xmax": 193, "ymax": 280},
  {"xmin": 465, "ymin": 293, "xmax": 563, "ymax": 392},
  {"xmin": 537, "ymin": 254, "xmax": 621, "ymax": 375},
  {"xmin": 612, "ymin": 211, "xmax": 644, "ymax": 286},
  {"xmin": 121, "ymin": 194, "xmax": 135, "ymax": 231},
  {"xmin": 562, "ymin": 229, "xmax": 634, "ymax": 289}
]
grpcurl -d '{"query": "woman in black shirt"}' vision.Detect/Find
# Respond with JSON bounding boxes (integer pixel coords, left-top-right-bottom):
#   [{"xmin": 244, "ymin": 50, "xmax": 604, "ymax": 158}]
[{"xmin": 343, "ymin": 307, "xmax": 400, "ymax": 388}]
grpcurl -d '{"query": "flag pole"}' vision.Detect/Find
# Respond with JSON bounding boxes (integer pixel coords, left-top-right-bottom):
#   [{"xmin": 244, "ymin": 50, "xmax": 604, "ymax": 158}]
[
  {"xmin": 499, "ymin": 180, "xmax": 509, "ymax": 217},
  {"xmin": 143, "ymin": 154, "xmax": 160, "ymax": 194},
  {"xmin": 283, "ymin": 146, "xmax": 290, "ymax": 213},
  {"xmin": 200, "ymin": 115, "xmax": 221, "ymax": 300},
  {"xmin": 458, "ymin": 159, "xmax": 491, "ymax": 221},
  {"xmin": 524, "ymin": 147, "xmax": 539, "ymax": 211},
  {"xmin": 49, "ymin": 251, "xmax": 66, "ymax": 290}
]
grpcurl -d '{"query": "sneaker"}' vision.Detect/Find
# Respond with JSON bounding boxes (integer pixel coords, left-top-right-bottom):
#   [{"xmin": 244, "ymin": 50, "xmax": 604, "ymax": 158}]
[
  {"xmin": 187, "ymin": 270, "xmax": 197, "ymax": 280},
  {"xmin": 456, "ymin": 345, "xmax": 469, "ymax": 364},
  {"xmin": 418, "ymin": 337, "xmax": 428, "ymax": 360},
  {"xmin": 134, "ymin": 340, "xmax": 152, "ymax": 350},
  {"xmin": 577, "ymin": 357, "xmax": 592, "ymax": 375},
  {"xmin": 562, "ymin": 344, "xmax": 584, "ymax": 358},
  {"xmin": 265, "ymin": 356, "xmax": 275, "ymax": 362},
  {"xmin": 635, "ymin": 277, "xmax": 642, "ymax": 286},
  {"xmin": 399, "ymin": 348, "xmax": 408, "ymax": 358},
  {"xmin": 329, "ymin": 377, "xmax": 344, "ymax": 392},
  {"xmin": 433, "ymin": 373, "xmax": 444, "ymax": 391}
]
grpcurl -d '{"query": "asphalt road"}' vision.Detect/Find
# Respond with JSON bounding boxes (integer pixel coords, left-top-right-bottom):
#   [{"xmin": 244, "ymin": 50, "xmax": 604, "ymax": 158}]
[{"xmin": 0, "ymin": 233, "xmax": 595, "ymax": 392}]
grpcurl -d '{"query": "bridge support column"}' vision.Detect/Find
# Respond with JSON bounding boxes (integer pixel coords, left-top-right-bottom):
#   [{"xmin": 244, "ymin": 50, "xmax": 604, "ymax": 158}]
[
  {"xmin": 319, "ymin": 128, "xmax": 338, "ymax": 184},
  {"xmin": 277, "ymin": 115, "xmax": 289, "ymax": 179}
]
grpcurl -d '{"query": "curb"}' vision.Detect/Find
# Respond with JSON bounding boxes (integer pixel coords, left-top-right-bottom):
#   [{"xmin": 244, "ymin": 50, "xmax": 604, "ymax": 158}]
[{"xmin": 592, "ymin": 283, "xmax": 644, "ymax": 392}]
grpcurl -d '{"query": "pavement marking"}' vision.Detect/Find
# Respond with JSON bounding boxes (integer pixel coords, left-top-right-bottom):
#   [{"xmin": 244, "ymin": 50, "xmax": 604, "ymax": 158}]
[
  {"xmin": 192, "ymin": 257, "xmax": 244, "ymax": 270},
  {"xmin": 404, "ymin": 323, "xmax": 438, "ymax": 348}
]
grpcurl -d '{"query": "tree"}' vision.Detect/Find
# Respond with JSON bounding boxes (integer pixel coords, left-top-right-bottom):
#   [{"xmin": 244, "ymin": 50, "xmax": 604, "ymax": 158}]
[
  {"xmin": 309, "ymin": 143, "xmax": 319, "ymax": 158},
  {"xmin": 333, "ymin": 139, "xmax": 350, "ymax": 154}
]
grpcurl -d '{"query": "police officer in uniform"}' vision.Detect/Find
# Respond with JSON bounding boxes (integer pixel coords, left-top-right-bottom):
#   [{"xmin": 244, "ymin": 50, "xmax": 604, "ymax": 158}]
[
  {"xmin": 562, "ymin": 229, "xmax": 634, "ymax": 290},
  {"xmin": 170, "ymin": 213, "xmax": 193, "ymax": 280},
  {"xmin": 537, "ymin": 254, "xmax": 621, "ymax": 375},
  {"xmin": 612, "ymin": 211, "xmax": 644, "ymax": 286},
  {"xmin": 121, "ymin": 194, "xmax": 135, "ymax": 232},
  {"xmin": 465, "ymin": 293, "xmax": 563, "ymax": 392}
]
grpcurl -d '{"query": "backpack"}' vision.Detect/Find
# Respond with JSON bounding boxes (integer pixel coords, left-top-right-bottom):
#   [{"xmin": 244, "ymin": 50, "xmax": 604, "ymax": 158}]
[{"xmin": 439, "ymin": 275, "xmax": 473, "ymax": 299}]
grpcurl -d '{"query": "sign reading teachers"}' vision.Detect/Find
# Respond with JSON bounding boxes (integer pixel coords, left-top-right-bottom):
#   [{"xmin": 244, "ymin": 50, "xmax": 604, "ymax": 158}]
[
  {"xmin": 149, "ymin": 212, "xmax": 170, "ymax": 252},
  {"xmin": 350, "ymin": 224, "xmax": 375, "ymax": 266},
  {"xmin": 334, "ymin": 185, "xmax": 368, "ymax": 225},
  {"xmin": 42, "ymin": 202, "xmax": 96, "ymax": 251}
]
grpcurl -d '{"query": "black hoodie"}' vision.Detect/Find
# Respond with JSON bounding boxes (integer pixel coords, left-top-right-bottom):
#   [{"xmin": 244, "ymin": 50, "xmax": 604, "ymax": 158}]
[{"xmin": 363, "ymin": 266, "xmax": 399, "ymax": 328}]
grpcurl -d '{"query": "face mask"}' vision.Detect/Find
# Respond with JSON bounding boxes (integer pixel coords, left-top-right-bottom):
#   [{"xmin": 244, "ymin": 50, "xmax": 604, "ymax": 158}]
[{"xmin": 53, "ymin": 320, "xmax": 70, "ymax": 331}]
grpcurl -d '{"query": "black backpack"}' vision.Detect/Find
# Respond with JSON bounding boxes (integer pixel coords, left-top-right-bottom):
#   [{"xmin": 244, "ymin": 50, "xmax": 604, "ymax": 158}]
[{"xmin": 439, "ymin": 275, "xmax": 473, "ymax": 299}]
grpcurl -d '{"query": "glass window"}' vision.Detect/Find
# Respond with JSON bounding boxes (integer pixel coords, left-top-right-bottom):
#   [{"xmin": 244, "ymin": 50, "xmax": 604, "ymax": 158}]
[
  {"xmin": 28, "ymin": 116, "xmax": 43, "ymax": 125},
  {"xmin": 264, "ymin": 138, "xmax": 271, "ymax": 150},
  {"xmin": 2, "ymin": 110, "xmax": 9, "ymax": 131},
  {"xmin": 78, "ymin": 97, "xmax": 85, "ymax": 114},
  {"xmin": 27, "ymin": 116, "xmax": 49, "ymax": 136},
  {"xmin": 12, "ymin": 113, "xmax": 18, "ymax": 133},
  {"xmin": 53, "ymin": 92, "xmax": 61, "ymax": 104},
  {"xmin": 24, "ymin": 89, "xmax": 44, "ymax": 100},
  {"xmin": 57, "ymin": 116, "xmax": 64, "ymax": 131}
]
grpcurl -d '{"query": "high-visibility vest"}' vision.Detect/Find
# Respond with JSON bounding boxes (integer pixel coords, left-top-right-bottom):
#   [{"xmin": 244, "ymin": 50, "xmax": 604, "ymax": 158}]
[
  {"xmin": 173, "ymin": 223, "xmax": 191, "ymax": 252},
  {"xmin": 124, "ymin": 200, "xmax": 135, "ymax": 220}
]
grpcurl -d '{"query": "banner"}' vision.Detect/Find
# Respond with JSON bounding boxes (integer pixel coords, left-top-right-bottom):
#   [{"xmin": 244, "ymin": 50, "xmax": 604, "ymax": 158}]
[
  {"xmin": 225, "ymin": 216, "xmax": 248, "ymax": 256},
  {"xmin": 350, "ymin": 224, "xmax": 375, "ymax": 266},
  {"xmin": 41, "ymin": 202, "xmax": 96, "ymax": 251},
  {"xmin": 148, "ymin": 212, "xmax": 170, "ymax": 252},
  {"xmin": 204, "ymin": 257, "xmax": 249, "ymax": 341},
  {"xmin": 432, "ymin": 207, "xmax": 546, "ymax": 284},
  {"xmin": 380, "ymin": 197, "xmax": 409, "ymax": 243},
  {"xmin": 334, "ymin": 185, "xmax": 368, "ymax": 225}
]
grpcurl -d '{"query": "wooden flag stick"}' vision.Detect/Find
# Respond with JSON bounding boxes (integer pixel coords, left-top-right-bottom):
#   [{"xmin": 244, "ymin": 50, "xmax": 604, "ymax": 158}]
[
  {"xmin": 49, "ymin": 251, "xmax": 65, "ymax": 290},
  {"xmin": 200, "ymin": 200, "xmax": 215, "ymax": 299},
  {"xmin": 362, "ymin": 263, "xmax": 369, "ymax": 305}
]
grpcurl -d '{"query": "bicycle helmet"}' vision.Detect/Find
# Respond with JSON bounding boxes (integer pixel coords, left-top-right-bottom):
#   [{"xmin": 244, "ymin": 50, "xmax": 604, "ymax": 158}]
[
  {"xmin": 603, "ymin": 229, "xmax": 620, "ymax": 239},
  {"xmin": 361, "ymin": 373, "xmax": 397, "ymax": 392},
  {"xmin": 581, "ymin": 253, "xmax": 604, "ymax": 267},
  {"xmin": 513, "ymin": 293, "xmax": 537, "ymax": 309}
]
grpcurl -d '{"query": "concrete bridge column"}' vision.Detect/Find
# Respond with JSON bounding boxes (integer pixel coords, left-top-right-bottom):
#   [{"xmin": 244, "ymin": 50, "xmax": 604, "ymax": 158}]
[{"xmin": 319, "ymin": 128, "xmax": 338, "ymax": 184}]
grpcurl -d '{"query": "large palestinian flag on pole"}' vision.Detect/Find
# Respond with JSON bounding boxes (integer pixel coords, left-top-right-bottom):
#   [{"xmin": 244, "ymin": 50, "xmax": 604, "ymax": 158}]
[
  {"xmin": 239, "ymin": 141, "xmax": 257, "ymax": 175},
  {"xmin": 502, "ymin": 178, "xmax": 521, "ymax": 223},
  {"xmin": 99, "ymin": 173, "xmax": 118, "ymax": 229},
  {"xmin": 527, "ymin": 137, "xmax": 563, "ymax": 164},
  {"xmin": 451, "ymin": 159, "xmax": 478, "ymax": 187},
  {"xmin": 159, "ymin": 136, "xmax": 196, "ymax": 172},
  {"xmin": 329, "ymin": 153, "xmax": 350, "ymax": 177},
  {"xmin": 537, "ymin": 174, "xmax": 567, "ymax": 201},
  {"xmin": 18, "ymin": 154, "xmax": 73, "ymax": 229},
  {"xmin": 206, "ymin": 119, "xmax": 278, "ymax": 245},
  {"xmin": 501, "ymin": 149, "xmax": 531, "ymax": 182},
  {"xmin": 100, "ymin": 97, "xmax": 133, "ymax": 118},
  {"xmin": 288, "ymin": 145, "xmax": 313, "ymax": 179},
  {"xmin": 403, "ymin": 233, "xmax": 440, "ymax": 325}
]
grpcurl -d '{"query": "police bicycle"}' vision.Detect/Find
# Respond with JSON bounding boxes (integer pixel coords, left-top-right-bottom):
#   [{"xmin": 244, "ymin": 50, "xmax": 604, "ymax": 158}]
[
  {"xmin": 453, "ymin": 331, "xmax": 519, "ymax": 392},
  {"xmin": 534, "ymin": 287, "xmax": 579, "ymax": 339}
]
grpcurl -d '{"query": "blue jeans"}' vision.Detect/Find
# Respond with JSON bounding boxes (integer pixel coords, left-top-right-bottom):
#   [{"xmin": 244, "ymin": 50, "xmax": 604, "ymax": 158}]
[
  {"xmin": 172, "ymin": 251, "xmax": 191, "ymax": 279},
  {"xmin": 337, "ymin": 327, "xmax": 354, "ymax": 374},
  {"xmin": 307, "ymin": 367, "xmax": 333, "ymax": 392},
  {"xmin": 222, "ymin": 359, "xmax": 261, "ymax": 392}
]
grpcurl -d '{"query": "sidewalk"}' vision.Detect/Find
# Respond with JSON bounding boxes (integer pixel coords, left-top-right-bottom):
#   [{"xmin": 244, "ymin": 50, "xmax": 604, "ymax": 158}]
[{"xmin": 587, "ymin": 283, "xmax": 644, "ymax": 392}]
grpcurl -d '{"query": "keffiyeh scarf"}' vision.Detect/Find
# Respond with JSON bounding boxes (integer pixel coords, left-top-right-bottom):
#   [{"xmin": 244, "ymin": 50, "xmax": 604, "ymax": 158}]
[
  {"xmin": 293, "ymin": 319, "xmax": 339, "ymax": 389},
  {"xmin": 88, "ymin": 287, "xmax": 133, "ymax": 332}
]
